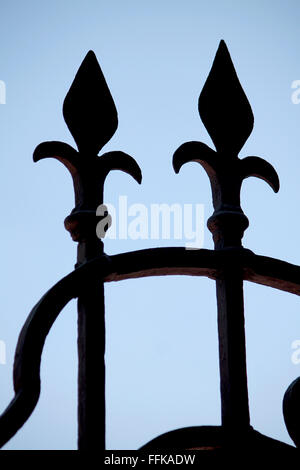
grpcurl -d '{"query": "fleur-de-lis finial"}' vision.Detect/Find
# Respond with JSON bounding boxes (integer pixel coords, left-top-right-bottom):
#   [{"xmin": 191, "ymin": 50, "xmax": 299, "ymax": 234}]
[
  {"xmin": 33, "ymin": 51, "xmax": 142, "ymax": 242},
  {"xmin": 173, "ymin": 40, "xmax": 279, "ymax": 249}
]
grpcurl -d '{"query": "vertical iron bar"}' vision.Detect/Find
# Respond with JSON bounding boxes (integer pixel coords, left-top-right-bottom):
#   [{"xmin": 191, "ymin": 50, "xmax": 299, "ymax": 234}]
[
  {"xmin": 216, "ymin": 268, "xmax": 250, "ymax": 429},
  {"xmin": 210, "ymin": 214, "xmax": 251, "ymax": 431},
  {"xmin": 77, "ymin": 238, "xmax": 105, "ymax": 450},
  {"xmin": 33, "ymin": 51, "xmax": 141, "ymax": 450},
  {"xmin": 172, "ymin": 39, "xmax": 280, "ymax": 432}
]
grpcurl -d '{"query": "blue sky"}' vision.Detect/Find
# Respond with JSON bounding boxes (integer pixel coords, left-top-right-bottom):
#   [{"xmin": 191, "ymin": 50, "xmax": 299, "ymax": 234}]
[{"xmin": 0, "ymin": 0, "xmax": 300, "ymax": 450}]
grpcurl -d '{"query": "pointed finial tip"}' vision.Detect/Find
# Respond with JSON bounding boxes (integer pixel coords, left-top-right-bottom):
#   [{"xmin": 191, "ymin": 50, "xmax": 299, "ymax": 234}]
[
  {"xmin": 218, "ymin": 39, "xmax": 229, "ymax": 53},
  {"xmin": 79, "ymin": 50, "xmax": 98, "ymax": 68},
  {"xmin": 83, "ymin": 50, "xmax": 97, "ymax": 62}
]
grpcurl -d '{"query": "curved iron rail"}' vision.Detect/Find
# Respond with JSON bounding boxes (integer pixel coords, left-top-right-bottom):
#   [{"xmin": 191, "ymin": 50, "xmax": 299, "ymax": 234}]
[
  {"xmin": 106, "ymin": 247, "xmax": 300, "ymax": 297},
  {"xmin": 0, "ymin": 255, "xmax": 112, "ymax": 448},
  {"xmin": 1, "ymin": 247, "xmax": 300, "ymax": 448}
]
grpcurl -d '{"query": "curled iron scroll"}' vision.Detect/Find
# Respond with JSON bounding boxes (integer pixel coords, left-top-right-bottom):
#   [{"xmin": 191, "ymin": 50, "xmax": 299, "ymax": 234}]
[{"xmin": 0, "ymin": 255, "xmax": 112, "ymax": 448}]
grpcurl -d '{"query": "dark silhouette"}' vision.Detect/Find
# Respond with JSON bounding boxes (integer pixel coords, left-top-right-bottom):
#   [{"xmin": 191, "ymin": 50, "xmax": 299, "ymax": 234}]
[{"xmin": 0, "ymin": 41, "xmax": 298, "ymax": 453}]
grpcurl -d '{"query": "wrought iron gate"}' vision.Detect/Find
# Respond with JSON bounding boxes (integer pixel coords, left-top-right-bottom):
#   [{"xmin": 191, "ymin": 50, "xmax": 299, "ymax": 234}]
[{"xmin": 0, "ymin": 40, "xmax": 299, "ymax": 452}]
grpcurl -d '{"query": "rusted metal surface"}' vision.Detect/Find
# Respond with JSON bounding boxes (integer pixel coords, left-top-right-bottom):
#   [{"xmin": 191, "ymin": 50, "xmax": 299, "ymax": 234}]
[{"xmin": 0, "ymin": 41, "xmax": 299, "ymax": 452}]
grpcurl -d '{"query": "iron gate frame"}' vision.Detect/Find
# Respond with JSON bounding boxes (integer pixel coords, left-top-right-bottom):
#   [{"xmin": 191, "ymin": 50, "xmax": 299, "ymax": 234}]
[{"xmin": 0, "ymin": 40, "xmax": 299, "ymax": 452}]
